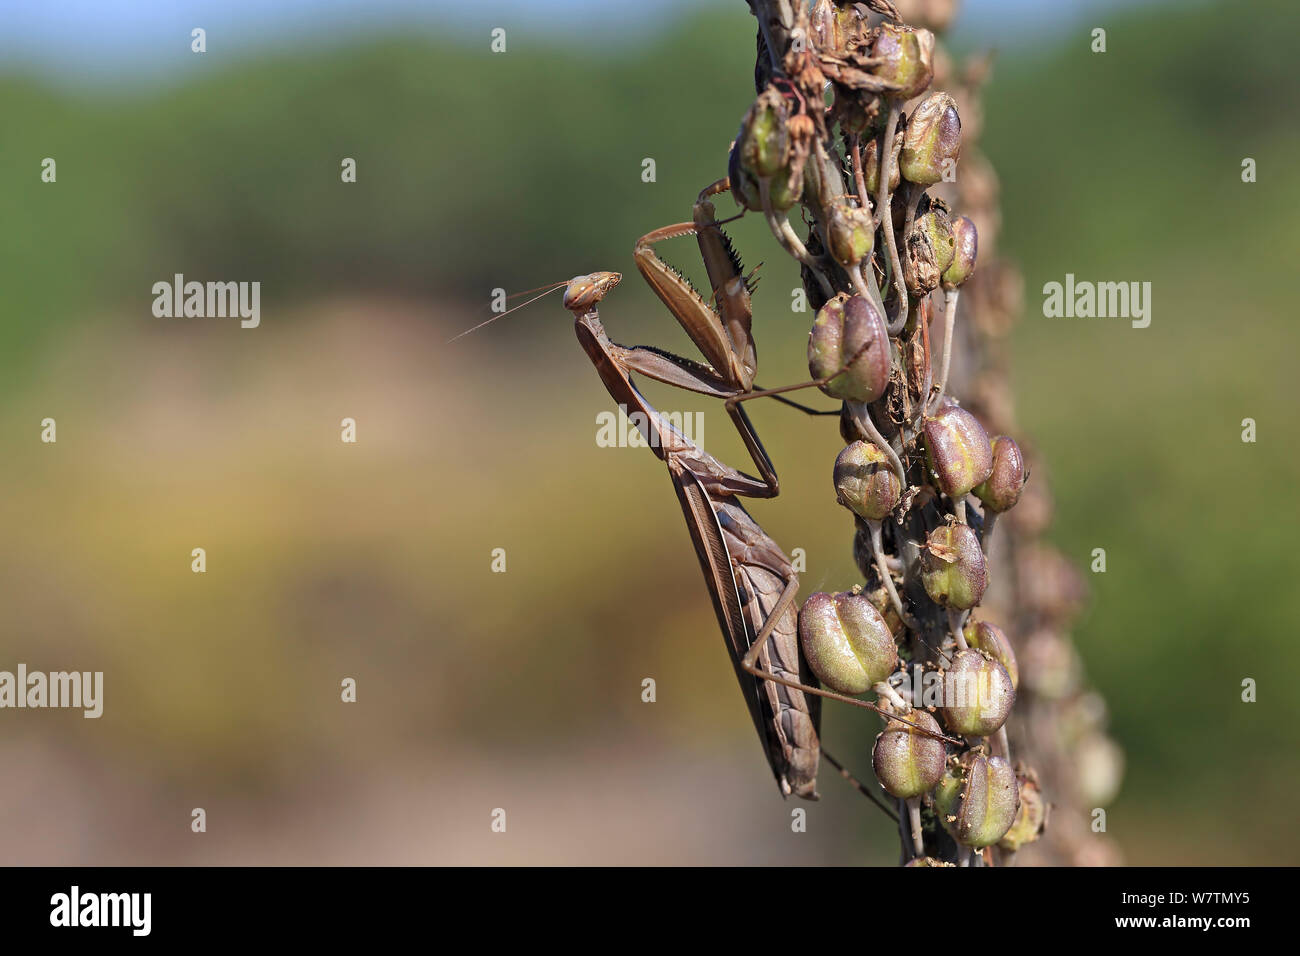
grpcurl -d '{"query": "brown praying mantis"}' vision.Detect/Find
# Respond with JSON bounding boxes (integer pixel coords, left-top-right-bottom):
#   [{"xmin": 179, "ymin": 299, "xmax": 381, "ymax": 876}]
[{"xmin": 559, "ymin": 179, "xmax": 959, "ymax": 801}]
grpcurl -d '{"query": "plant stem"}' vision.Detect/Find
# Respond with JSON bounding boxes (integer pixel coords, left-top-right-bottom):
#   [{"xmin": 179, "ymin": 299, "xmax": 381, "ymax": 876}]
[
  {"xmin": 869, "ymin": 519, "xmax": 917, "ymax": 631},
  {"xmin": 928, "ymin": 288, "xmax": 959, "ymax": 414},
  {"xmin": 876, "ymin": 104, "xmax": 908, "ymax": 335}
]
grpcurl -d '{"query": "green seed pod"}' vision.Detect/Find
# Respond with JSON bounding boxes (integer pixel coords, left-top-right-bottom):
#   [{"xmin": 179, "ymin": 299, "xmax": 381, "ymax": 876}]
[
  {"xmin": 998, "ymin": 769, "xmax": 1046, "ymax": 852},
  {"xmin": 942, "ymin": 215, "xmax": 978, "ymax": 289},
  {"xmin": 739, "ymin": 88, "xmax": 789, "ymax": 179},
  {"xmin": 827, "ymin": 203, "xmax": 875, "ymax": 267},
  {"xmin": 728, "ymin": 136, "xmax": 763, "ymax": 212},
  {"xmin": 765, "ymin": 169, "xmax": 802, "ymax": 212},
  {"xmin": 923, "ymin": 404, "xmax": 993, "ymax": 499},
  {"xmin": 798, "ymin": 591, "xmax": 898, "ymax": 696},
  {"xmin": 973, "ymin": 435, "xmax": 1027, "ymax": 513},
  {"xmin": 834, "ymin": 441, "xmax": 901, "ymax": 522},
  {"xmin": 917, "ymin": 205, "xmax": 955, "ymax": 276},
  {"xmin": 872, "ymin": 711, "xmax": 947, "ymax": 799},
  {"xmin": 862, "ymin": 135, "xmax": 899, "ymax": 195},
  {"xmin": 921, "ymin": 523, "xmax": 987, "ymax": 609},
  {"xmin": 935, "ymin": 752, "xmax": 1019, "ymax": 848},
  {"xmin": 963, "ymin": 619, "xmax": 1019, "ymax": 690},
  {"xmin": 872, "ymin": 24, "xmax": 935, "ymax": 100},
  {"xmin": 899, "ymin": 92, "xmax": 961, "ymax": 186},
  {"xmin": 808, "ymin": 293, "xmax": 890, "ymax": 402},
  {"xmin": 939, "ymin": 648, "xmax": 1014, "ymax": 736}
]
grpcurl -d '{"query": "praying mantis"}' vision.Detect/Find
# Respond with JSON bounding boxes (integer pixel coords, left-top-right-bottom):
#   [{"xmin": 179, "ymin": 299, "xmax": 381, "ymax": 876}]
[{"xmin": 561, "ymin": 179, "xmax": 958, "ymax": 802}]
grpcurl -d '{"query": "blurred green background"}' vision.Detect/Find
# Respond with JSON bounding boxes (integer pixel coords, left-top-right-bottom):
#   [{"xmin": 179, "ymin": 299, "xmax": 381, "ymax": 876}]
[{"xmin": 0, "ymin": 0, "xmax": 1296, "ymax": 863}]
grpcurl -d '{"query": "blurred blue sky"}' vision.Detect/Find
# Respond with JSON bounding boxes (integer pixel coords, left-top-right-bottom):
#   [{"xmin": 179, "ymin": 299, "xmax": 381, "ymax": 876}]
[{"xmin": 1, "ymin": 0, "xmax": 1156, "ymax": 86}]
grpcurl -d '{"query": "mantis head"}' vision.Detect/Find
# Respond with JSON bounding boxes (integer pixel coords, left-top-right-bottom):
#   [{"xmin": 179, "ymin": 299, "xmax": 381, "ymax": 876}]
[{"xmin": 563, "ymin": 272, "xmax": 621, "ymax": 313}]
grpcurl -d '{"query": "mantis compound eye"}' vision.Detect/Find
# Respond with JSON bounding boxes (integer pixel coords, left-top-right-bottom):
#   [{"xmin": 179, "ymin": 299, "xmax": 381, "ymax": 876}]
[{"xmin": 563, "ymin": 272, "xmax": 621, "ymax": 312}]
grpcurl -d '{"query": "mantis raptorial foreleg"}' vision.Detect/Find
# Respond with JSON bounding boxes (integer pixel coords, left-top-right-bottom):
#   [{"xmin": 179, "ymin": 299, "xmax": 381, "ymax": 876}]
[{"xmin": 614, "ymin": 180, "xmax": 881, "ymax": 498}]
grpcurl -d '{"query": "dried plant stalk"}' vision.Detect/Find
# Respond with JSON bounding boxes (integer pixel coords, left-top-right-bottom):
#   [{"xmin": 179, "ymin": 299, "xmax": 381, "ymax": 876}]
[{"xmin": 739, "ymin": 0, "xmax": 1121, "ymax": 864}]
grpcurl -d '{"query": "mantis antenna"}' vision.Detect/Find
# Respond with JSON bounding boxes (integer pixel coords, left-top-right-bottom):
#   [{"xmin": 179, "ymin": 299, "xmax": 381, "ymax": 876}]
[{"xmin": 445, "ymin": 281, "xmax": 569, "ymax": 344}]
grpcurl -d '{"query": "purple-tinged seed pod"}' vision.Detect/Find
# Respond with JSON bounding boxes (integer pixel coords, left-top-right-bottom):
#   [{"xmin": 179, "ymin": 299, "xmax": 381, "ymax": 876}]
[
  {"xmin": 973, "ymin": 435, "xmax": 1027, "ymax": 513},
  {"xmin": 798, "ymin": 591, "xmax": 898, "ymax": 696},
  {"xmin": 872, "ymin": 24, "xmax": 935, "ymax": 100},
  {"xmin": 808, "ymin": 293, "xmax": 890, "ymax": 403},
  {"xmin": 899, "ymin": 91, "xmax": 961, "ymax": 186},
  {"xmin": 921, "ymin": 523, "xmax": 987, "ymax": 609},
  {"xmin": 939, "ymin": 648, "xmax": 1015, "ymax": 736},
  {"xmin": 942, "ymin": 215, "xmax": 978, "ymax": 289},
  {"xmin": 934, "ymin": 752, "xmax": 1019, "ymax": 848},
  {"xmin": 923, "ymin": 404, "xmax": 993, "ymax": 499},
  {"xmin": 998, "ymin": 768, "xmax": 1047, "ymax": 852},
  {"xmin": 873, "ymin": 710, "xmax": 947, "ymax": 799},
  {"xmin": 963, "ymin": 619, "xmax": 1019, "ymax": 689},
  {"xmin": 834, "ymin": 441, "xmax": 901, "ymax": 523}
]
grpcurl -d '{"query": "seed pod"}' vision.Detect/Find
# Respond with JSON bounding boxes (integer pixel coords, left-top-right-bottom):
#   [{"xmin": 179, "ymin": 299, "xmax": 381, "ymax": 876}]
[
  {"xmin": 872, "ymin": 24, "xmax": 935, "ymax": 100},
  {"xmin": 998, "ymin": 769, "xmax": 1046, "ymax": 852},
  {"xmin": 899, "ymin": 92, "xmax": 961, "ymax": 186},
  {"xmin": 935, "ymin": 752, "xmax": 1019, "ymax": 848},
  {"xmin": 940, "ymin": 648, "xmax": 1015, "ymax": 735},
  {"xmin": 942, "ymin": 215, "xmax": 978, "ymax": 289},
  {"xmin": 738, "ymin": 88, "xmax": 789, "ymax": 179},
  {"xmin": 921, "ymin": 523, "xmax": 987, "ymax": 609},
  {"xmin": 904, "ymin": 856, "xmax": 956, "ymax": 867},
  {"xmin": 727, "ymin": 137, "xmax": 763, "ymax": 212},
  {"xmin": 916, "ymin": 204, "xmax": 955, "ymax": 276},
  {"xmin": 834, "ymin": 441, "xmax": 900, "ymax": 522},
  {"xmin": 733, "ymin": 89, "xmax": 803, "ymax": 212},
  {"xmin": 808, "ymin": 293, "xmax": 890, "ymax": 402},
  {"xmin": 963, "ymin": 619, "xmax": 1019, "ymax": 690},
  {"xmin": 766, "ymin": 167, "xmax": 802, "ymax": 212},
  {"xmin": 798, "ymin": 591, "xmax": 898, "ymax": 695},
  {"xmin": 873, "ymin": 711, "xmax": 947, "ymax": 799},
  {"xmin": 862, "ymin": 135, "xmax": 899, "ymax": 195},
  {"xmin": 973, "ymin": 435, "xmax": 1027, "ymax": 513},
  {"xmin": 923, "ymin": 404, "xmax": 993, "ymax": 499},
  {"xmin": 827, "ymin": 203, "xmax": 875, "ymax": 267}
]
